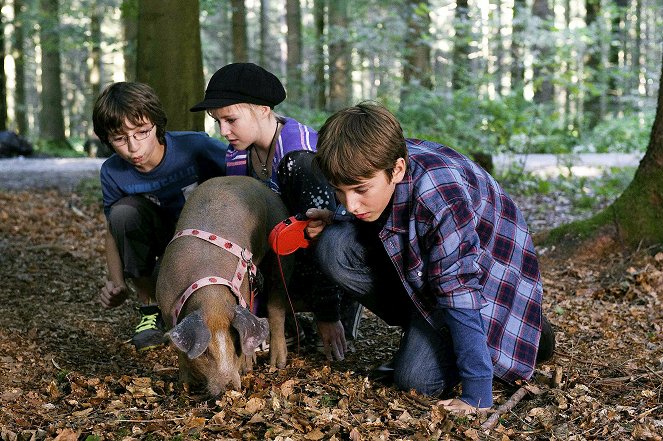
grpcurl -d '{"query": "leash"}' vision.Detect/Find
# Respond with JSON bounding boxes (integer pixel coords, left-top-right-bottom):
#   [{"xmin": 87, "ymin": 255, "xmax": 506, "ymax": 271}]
[{"xmin": 268, "ymin": 215, "xmax": 312, "ymax": 352}]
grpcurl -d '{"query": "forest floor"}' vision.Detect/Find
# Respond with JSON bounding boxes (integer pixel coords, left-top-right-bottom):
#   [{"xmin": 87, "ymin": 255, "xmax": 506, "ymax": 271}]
[{"xmin": 0, "ymin": 169, "xmax": 661, "ymax": 440}]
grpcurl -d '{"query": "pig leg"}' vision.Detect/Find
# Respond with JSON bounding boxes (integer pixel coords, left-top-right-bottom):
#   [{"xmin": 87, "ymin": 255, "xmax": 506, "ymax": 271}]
[
  {"xmin": 267, "ymin": 292, "xmax": 287, "ymax": 368},
  {"xmin": 265, "ymin": 255, "xmax": 292, "ymax": 368}
]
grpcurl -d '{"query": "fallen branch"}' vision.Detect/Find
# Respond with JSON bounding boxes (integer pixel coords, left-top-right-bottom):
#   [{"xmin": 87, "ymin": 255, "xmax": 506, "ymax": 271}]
[{"xmin": 481, "ymin": 384, "xmax": 541, "ymax": 430}]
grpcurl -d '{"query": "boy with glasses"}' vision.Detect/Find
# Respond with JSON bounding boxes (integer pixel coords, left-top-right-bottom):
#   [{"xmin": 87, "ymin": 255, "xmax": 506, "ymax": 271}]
[{"xmin": 92, "ymin": 82, "xmax": 227, "ymax": 351}]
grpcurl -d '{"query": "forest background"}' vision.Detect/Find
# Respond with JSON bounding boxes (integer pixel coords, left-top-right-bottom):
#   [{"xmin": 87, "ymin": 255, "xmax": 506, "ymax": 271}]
[
  {"xmin": 1, "ymin": 1, "xmax": 663, "ymax": 439},
  {"xmin": 0, "ymin": 0, "xmax": 661, "ymax": 164}
]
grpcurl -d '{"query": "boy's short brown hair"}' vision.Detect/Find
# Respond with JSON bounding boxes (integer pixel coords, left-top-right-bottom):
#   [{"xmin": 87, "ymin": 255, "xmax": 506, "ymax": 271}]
[
  {"xmin": 315, "ymin": 102, "xmax": 407, "ymax": 186},
  {"xmin": 92, "ymin": 82, "xmax": 167, "ymax": 148}
]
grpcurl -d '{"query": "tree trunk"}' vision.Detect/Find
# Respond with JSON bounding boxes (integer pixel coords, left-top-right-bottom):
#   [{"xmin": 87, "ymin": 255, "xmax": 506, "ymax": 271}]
[
  {"xmin": 401, "ymin": 0, "xmax": 432, "ymax": 105},
  {"xmin": 632, "ymin": 0, "xmax": 642, "ymax": 96},
  {"xmin": 452, "ymin": 0, "xmax": 470, "ymax": 90},
  {"xmin": 510, "ymin": 0, "xmax": 525, "ymax": 92},
  {"xmin": 0, "ymin": 7, "xmax": 7, "ymax": 132},
  {"xmin": 231, "ymin": 0, "xmax": 248, "ymax": 62},
  {"xmin": 121, "ymin": 0, "xmax": 138, "ymax": 82},
  {"xmin": 313, "ymin": 0, "xmax": 326, "ymax": 110},
  {"xmin": 286, "ymin": 0, "xmax": 303, "ymax": 106},
  {"xmin": 494, "ymin": 0, "xmax": 505, "ymax": 95},
  {"xmin": 137, "ymin": 0, "xmax": 205, "ymax": 131},
  {"xmin": 38, "ymin": 0, "xmax": 69, "ymax": 148},
  {"xmin": 608, "ymin": 0, "xmax": 629, "ymax": 114},
  {"xmin": 532, "ymin": 0, "xmax": 553, "ymax": 104},
  {"xmin": 605, "ymin": 51, "xmax": 663, "ymax": 245},
  {"xmin": 12, "ymin": 0, "xmax": 28, "ymax": 135},
  {"xmin": 88, "ymin": 3, "xmax": 103, "ymax": 139},
  {"xmin": 328, "ymin": 0, "xmax": 351, "ymax": 111},
  {"xmin": 259, "ymin": 0, "xmax": 269, "ymax": 69},
  {"xmin": 583, "ymin": 0, "xmax": 604, "ymax": 129},
  {"xmin": 546, "ymin": 52, "xmax": 663, "ymax": 249}
]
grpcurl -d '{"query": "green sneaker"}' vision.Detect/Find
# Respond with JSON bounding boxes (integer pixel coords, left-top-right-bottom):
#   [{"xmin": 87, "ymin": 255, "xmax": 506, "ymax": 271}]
[{"xmin": 132, "ymin": 305, "xmax": 165, "ymax": 351}]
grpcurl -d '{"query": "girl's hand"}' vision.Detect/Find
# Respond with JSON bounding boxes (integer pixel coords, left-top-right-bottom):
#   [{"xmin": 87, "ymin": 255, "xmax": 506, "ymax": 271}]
[{"xmin": 305, "ymin": 208, "xmax": 333, "ymax": 240}]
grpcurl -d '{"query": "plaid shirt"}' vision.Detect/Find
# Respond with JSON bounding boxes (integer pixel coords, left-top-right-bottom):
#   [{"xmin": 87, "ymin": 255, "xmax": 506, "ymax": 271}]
[{"xmin": 381, "ymin": 139, "xmax": 543, "ymax": 382}]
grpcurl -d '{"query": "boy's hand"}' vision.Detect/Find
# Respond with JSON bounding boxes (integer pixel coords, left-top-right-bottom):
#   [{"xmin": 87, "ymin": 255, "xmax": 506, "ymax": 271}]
[
  {"xmin": 437, "ymin": 398, "xmax": 491, "ymax": 415},
  {"xmin": 99, "ymin": 280, "xmax": 129, "ymax": 309},
  {"xmin": 305, "ymin": 208, "xmax": 333, "ymax": 240},
  {"xmin": 316, "ymin": 320, "xmax": 347, "ymax": 361}
]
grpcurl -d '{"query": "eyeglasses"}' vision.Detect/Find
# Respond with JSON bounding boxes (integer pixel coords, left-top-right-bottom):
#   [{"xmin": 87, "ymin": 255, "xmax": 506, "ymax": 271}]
[{"xmin": 109, "ymin": 124, "xmax": 155, "ymax": 147}]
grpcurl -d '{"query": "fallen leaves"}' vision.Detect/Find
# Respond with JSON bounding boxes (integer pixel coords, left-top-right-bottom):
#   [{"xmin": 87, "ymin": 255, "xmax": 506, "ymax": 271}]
[{"xmin": 0, "ymin": 188, "xmax": 662, "ymax": 440}]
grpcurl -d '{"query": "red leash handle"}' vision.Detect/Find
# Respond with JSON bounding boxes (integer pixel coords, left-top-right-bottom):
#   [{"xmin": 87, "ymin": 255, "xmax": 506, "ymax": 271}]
[{"xmin": 268, "ymin": 214, "xmax": 311, "ymax": 255}]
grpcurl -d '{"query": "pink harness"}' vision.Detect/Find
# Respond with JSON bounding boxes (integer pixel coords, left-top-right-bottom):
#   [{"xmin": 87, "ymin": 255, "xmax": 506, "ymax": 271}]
[{"xmin": 169, "ymin": 229, "xmax": 257, "ymax": 326}]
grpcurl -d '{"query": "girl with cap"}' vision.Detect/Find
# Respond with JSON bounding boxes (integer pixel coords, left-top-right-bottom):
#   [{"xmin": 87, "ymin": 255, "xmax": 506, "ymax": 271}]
[{"xmin": 191, "ymin": 63, "xmax": 362, "ymax": 362}]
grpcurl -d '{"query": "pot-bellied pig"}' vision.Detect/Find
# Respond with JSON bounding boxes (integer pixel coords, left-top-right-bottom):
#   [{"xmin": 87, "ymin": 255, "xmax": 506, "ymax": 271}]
[{"xmin": 156, "ymin": 175, "xmax": 292, "ymax": 395}]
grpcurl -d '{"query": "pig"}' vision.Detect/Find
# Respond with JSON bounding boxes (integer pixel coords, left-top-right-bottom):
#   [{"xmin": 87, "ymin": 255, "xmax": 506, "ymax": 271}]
[{"xmin": 156, "ymin": 175, "xmax": 292, "ymax": 395}]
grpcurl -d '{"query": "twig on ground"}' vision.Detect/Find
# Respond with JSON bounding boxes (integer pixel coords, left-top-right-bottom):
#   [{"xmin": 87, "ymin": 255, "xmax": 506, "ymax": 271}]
[{"xmin": 481, "ymin": 384, "xmax": 541, "ymax": 430}]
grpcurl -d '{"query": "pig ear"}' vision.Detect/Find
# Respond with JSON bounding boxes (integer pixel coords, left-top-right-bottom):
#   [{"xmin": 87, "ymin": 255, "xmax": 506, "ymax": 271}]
[
  {"xmin": 231, "ymin": 305, "xmax": 269, "ymax": 356},
  {"xmin": 167, "ymin": 310, "xmax": 212, "ymax": 360}
]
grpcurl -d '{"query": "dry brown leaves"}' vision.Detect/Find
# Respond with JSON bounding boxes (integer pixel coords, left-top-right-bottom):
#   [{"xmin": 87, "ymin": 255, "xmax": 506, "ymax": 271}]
[{"xmin": 0, "ymin": 189, "xmax": 661, "ymax": 440}]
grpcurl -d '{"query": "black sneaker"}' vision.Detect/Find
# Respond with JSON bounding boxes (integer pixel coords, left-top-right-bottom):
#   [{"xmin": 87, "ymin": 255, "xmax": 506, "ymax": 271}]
[{"xmin": 132, "ymin": 305, "xmax": 165, "ymax": 351}]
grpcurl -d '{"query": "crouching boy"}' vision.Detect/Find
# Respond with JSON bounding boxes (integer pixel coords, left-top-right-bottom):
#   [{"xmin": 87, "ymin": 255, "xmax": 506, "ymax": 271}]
[
  {"xmin": 306, "ymin": 102, "xmax": 554, "ymax": 413},
  {"xmin": 92, "ymin": 82, "xmax": 227, "ymax": 351}
]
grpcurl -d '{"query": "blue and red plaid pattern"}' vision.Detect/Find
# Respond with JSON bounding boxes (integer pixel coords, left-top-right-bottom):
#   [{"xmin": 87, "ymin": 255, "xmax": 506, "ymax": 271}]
[{"xmin": 381, "ymin": 139, "xmax": 544, "ymax": 382}]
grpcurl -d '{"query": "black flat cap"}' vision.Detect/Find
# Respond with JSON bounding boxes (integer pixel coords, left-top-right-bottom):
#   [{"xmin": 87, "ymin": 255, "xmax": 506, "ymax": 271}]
[{"xmin": 190, "ymin": 62, "xmax": 286, "ymax": 112}]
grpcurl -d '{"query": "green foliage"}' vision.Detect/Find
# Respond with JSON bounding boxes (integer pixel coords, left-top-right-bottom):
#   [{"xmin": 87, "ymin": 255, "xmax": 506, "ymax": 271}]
[
  {"xmin": 277, "ymin": 103, "xmax": 332, "ymax": 131},
  {"xmin": 319, "ymin": 393, "xmax": 340, "ymax": 408},
  {"xmin": 501, "ymin": 167, "xmax": 635, "ymax": 217},
  {"xmin": 583, "ymin": 113, "xmax": 653, "ymax": 153},
  {"xmin": 33, "ymin": 139, "xmax": 82, "ymax": 158},
  {"xmin": 396, "ymin": 87, "xmax": 578, "ymax": 156}
]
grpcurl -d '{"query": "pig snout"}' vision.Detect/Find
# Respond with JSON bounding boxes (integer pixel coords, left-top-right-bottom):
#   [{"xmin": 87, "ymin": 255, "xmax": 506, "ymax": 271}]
[{"xmin": 168, "ymin": 306, "xmax": 270, "ymax": 396}]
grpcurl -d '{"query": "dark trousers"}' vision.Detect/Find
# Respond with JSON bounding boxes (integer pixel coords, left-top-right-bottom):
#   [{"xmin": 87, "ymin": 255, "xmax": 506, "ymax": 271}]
[{"xmin": 107, "ymin": 196, "xmax": 176, "ymax": 279}]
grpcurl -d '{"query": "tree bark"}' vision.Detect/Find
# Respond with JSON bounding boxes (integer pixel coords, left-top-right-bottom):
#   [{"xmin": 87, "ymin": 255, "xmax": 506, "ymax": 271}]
[
  {"xmin": 328, "ymin": 0, "xmax": 351, "ymax": 111},
  {"xmin": 0, "ymin": 7, "xmax": 7, "ymax": 131},
  {"xmin": 532, "ymin": 0, "xmax": 553, "ymax": 104},
  {"xmin": 510, "ymin": 0, "xmax": 525, "ymax": 92},
  {"xmin": 38, "ymin": 0, "xmax": 69, "ymax": 148},
  {"xmin": 286, "ymin": 0, "xmax": 303, "ymax": 106},
  {"xmin": 583, "ymin": 0, "xmax": 605, "ymax": 129},
  {"xmin": 313, "ymin": 0, "xmax": 326, "ymax": 109},
  {"xmin": 608, "ymin": 0, "xmax": 629, "ymax": 114},
  {"xmin": 88, "ymin": 3, "xmax": 103, "ymax": 139},
  {"xmin": 136, "ymin": 0, "xmax": 205, "ymax": 131},
  {"xmin": 231, "ymin": 0, "xmax": 248, "ymax": 62},
  {"xmin": 121, "ymin": 0, "xmax": 138, "ymax": 82},
  {"xmin": 259, "ymin": 0, "xmax": 269, "ymax": 69},
  {"xmin": 12, "ymin": 0, "xmax": 28, "ymax": 135},
  {"xmin": 452, "ymin": 0, "xmax": 470, "ymax": 90}
]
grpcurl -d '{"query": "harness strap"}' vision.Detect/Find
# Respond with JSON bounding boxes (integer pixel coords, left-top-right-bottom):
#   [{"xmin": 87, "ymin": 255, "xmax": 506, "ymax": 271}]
[
  {"xmin": 172, "ymin": 276, "xmax": 247, "ymax": 327},
  {"xmin": 169, "ymin": 229, "xmax": 257, "ymax": 326}
]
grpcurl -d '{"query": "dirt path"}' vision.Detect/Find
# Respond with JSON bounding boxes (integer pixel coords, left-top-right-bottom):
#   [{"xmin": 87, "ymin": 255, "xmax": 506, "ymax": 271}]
[{"xmin": 0, "ymin": 157, "xmax": 104, "ymax": 191}]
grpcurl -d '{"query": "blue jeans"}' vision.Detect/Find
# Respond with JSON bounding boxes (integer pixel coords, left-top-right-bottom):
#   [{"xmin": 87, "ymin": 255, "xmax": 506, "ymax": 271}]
[{"xmin": 315, "ymin": 221, "xmax": 460, "ymax": 396}]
